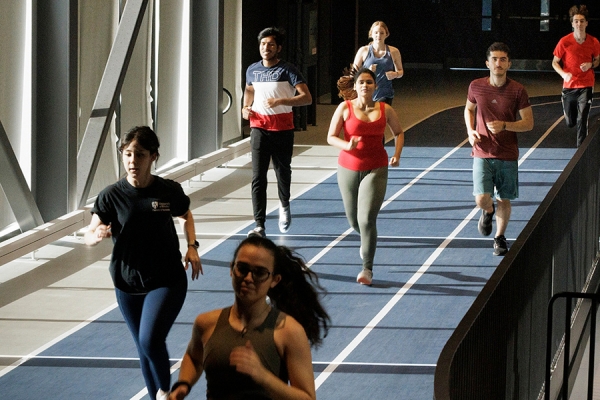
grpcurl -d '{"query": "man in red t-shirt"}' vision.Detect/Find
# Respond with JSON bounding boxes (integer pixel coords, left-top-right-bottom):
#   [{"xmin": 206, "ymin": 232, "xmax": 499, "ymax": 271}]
[
  {"xmin": 465, "ymin": 42, "xmax": 534, "ymax": 256},
  {"xmin": 552, "ymin": 5, "xmax": 600, "ymax": 147}
]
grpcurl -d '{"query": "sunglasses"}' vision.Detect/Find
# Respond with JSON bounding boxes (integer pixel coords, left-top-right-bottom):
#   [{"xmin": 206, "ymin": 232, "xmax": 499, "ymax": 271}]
[{"xmin": 232, "ymin": 262, "xmax": 272, "ymax": 283}]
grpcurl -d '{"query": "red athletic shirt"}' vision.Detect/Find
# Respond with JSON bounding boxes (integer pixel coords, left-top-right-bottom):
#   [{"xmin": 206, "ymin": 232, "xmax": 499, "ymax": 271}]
[
  {"xmin": 338, "ymin": 100, "xmax": 388, "ymax": 171},
  {"xmin": 553, "ymin": 33, "xmax": 600, "ymax": 89}
]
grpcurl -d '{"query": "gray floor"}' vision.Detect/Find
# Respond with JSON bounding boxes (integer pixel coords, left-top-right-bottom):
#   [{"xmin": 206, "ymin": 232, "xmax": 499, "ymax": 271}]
[{"xmin": 0, "ymin": 67, "xmax": 595, "ymax": 397}]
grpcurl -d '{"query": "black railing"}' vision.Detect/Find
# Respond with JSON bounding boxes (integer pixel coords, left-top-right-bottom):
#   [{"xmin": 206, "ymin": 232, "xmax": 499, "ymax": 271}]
[
  {"xmin": 546, "ymin": 292, "xmax": 599, "ymax": 400},
  {"xmin": 433, "ymin": 117, "xmax": 600, "ymax": 399}
]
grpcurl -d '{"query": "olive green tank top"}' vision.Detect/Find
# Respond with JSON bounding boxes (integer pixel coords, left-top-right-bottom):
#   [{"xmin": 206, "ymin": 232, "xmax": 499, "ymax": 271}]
[{"xmin": 203, "ymin": 306, "xmax": 289, "ymax": 399}]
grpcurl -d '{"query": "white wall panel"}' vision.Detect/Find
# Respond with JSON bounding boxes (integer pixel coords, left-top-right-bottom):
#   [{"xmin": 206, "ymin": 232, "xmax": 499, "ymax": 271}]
[
  {"xmin": 0, "ymin": 1, "xmax": 28, "ymax": 230},
  {"xmin": 79, "ymin": 0, "xmax": 121, "ymax": 197}
]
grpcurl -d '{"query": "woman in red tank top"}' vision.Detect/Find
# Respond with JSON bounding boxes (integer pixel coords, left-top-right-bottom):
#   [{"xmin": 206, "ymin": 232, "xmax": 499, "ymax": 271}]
[{"xmin": 327, "ymin": 68, "xmax": 405, "ymax": 285}]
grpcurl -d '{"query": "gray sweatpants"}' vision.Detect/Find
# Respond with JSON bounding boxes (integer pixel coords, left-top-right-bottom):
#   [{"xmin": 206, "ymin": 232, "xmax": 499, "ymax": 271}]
[{"xmin": 337, "ymin": 165, "xmax": 388, "ymax": 271}]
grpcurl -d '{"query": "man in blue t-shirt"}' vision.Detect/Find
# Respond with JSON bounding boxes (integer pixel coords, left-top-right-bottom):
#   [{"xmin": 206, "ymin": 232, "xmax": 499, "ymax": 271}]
[{"xmin": 242, "ymin": 27, "xmax": 312, "ymax": 238}]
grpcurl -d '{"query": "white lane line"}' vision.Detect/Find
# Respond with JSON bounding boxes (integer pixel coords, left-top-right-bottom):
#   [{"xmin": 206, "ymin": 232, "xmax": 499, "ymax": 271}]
[
  {"xmin": 312, "ymin": 361, "xmax": 437, "ymax": 368},
  {"xmin": 314, "ymin": 205, "xmax": 478, "ymax": 388},
  {"xmin": 312, "ymin": 140, "xmax": 469, "ymax": 387},
  {"xmin": 0, "ymin": 303, "xmax": 119, "ymax": 379},
  {"xmin": 0, "ymin": 355, "xmax": 182, "ymax": 362},
  {"xmin": 518, "ymin": 115, "xmax": 564, "ymax": 166},
  {"xmin": 314, "ymin": 116, "xmax": 565, "ymax": 389},
  {"xmin": 0, "ymin": 354, "xmax": 436, "ymax": 370},
  {"xmin": 3, "ymin": 112, "xmax": 566, "ymax": 395},
  {"xmin": 129, "ymin": 170, "xmax": 341, "ymax": 399},
  {"xmin": 306, "ymin": 139, "xmax": 469, "ymax": 270}
]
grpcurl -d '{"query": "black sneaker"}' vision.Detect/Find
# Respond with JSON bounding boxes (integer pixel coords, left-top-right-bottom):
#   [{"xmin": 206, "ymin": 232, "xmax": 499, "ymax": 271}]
[
  {"xmin": 493, "ymin": 235, "xmax": 508, "ymax": 256},
  {"xmin": 477, "ymin": 204, "xmax": 495, "ymax": 236}
]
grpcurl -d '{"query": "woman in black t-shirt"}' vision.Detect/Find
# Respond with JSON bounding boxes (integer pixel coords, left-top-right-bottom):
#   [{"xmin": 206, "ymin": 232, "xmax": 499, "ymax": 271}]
[{"xmin": 85, "ymin": 126, "xmax": 202, "ymax": 400}]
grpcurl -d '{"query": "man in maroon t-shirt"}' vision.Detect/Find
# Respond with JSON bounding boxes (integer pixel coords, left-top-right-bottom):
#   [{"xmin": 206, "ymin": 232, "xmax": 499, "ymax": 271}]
[{"xmin": 464, "ymin": 42, "xmax": 534, "ymax": 256}]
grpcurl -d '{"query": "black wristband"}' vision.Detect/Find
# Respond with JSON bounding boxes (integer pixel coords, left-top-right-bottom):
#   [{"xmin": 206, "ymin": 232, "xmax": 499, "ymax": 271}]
[{"xmin": 171, "ymin": 380, "xmax": 192, "ymax": 395}]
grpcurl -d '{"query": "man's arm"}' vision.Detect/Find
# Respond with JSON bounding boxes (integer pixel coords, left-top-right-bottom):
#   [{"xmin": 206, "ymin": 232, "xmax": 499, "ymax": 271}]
[
  {"xmin": 552, "ymin": 55, "xmax": 572, "ymax": 82},
  {"xmin": 486, "ymin": 106, "xmax": 534, "ymax": 134},
  {"xmin": 593, "ymin": 54, "xmax": 600, "ymax": 69},
  {"xmin": 263, "ymin": 82, "xmax": 312, "ymax": 108},
  {"xmin": 242, "ymin": 84, "xmax": 255, "ymax": 120},
  {"xmin": 509, "ymin": 106, "xmax": 534, "ymax": 132},
  {"xmin": 464, "ymin": 100, "xmax": 481, "ymax": 146}
]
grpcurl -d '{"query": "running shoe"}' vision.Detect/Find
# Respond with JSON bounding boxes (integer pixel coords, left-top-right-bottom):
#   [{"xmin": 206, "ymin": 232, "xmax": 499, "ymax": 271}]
[
  {"xmin": 356, "ymin": 268, "xmax": 373, "ymax": 285},
  {"xmin": 493, "ymin": 235, "xmax": 508, "ymax": 256},
  {"xmin": 247, "ymin": 226, "xmax": 266, "ymax": 238},
  {"xmin": 478, "ymin": 204, "xmax": 495, "ymax": 236},
  {"xmin": 278, "ymin": 204, "xmax": 291, "ymax": 233},
  {"xmin": 157, "ymin": 389, "xmax": 168, "ymax": 400}
]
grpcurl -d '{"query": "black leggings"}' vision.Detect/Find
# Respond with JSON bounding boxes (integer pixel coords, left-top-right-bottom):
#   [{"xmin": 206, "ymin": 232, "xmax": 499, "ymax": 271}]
[{"xmin": 115, "ymin": 279, "xmax": 187, "ymax": 398}]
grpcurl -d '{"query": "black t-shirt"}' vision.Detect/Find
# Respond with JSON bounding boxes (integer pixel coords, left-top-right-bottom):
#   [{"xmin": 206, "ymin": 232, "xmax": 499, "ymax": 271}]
[{"xmin": 92, "ymin": 176, "xmax": 190, "ymax": 293}]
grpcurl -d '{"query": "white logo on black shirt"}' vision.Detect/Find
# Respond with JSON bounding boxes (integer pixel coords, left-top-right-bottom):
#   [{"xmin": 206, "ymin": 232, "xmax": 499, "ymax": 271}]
[{"xmin": 152, "ymin": 201, "xmax": 171, "ymax": 212}]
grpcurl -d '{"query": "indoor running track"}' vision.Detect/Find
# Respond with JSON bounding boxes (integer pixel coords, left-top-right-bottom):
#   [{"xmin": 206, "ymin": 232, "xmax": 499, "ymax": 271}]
[{"xmin": 1, "ymin": 96, "xmax": 596, "ymax": 399}]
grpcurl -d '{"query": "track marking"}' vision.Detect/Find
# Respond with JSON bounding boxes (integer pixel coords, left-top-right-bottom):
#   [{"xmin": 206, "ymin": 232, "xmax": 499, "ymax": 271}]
[
  {"xmin": 0, "ymin": 303, "xmax": 118, "ymax": 379},
  {"xmin": 314, "ymin": 116, "xmax": 565, "ymax": 389}
]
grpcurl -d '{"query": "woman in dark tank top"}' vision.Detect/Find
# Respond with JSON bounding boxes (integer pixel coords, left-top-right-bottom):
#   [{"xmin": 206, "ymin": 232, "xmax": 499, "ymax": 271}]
[{"xmin": 169, "ymin": 236, "xmax": 330, "ymax": 399}]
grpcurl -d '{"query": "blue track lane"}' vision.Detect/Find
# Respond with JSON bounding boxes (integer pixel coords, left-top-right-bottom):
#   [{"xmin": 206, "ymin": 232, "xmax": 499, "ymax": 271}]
[{"xmin": 2, "ymin": 98, "xmax": 596, "ymax": 399}]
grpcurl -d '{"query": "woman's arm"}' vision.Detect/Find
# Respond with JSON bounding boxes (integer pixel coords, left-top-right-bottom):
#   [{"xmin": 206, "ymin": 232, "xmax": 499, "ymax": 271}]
[
  {"xmin": 177, "ymin": 210, "xmax": 202, "ymax": 280},
  {"xmin": 169, "ymin": 312, "xmax": 217, "ymax": 400},
  {"xmin": 385, "ymin": 104, "xmax": 404, "ymax": 166},
  {"xmin": 229, "ymin": 316, "xmax": 316, "ymax": 400},
  {"xmin": 327, "ymin": 102, "xmax": 360, "ymax": 151},
  {"xmin": 352, "ymin": 46, "xmax": 368, "ymax": 69},
  {"xmin": 386, "ymin": 46, "xmax": 404, "ymax": 80},
  {"xmin": 84, "ymin": 214, "xmax": 111, "ymax": 246}
]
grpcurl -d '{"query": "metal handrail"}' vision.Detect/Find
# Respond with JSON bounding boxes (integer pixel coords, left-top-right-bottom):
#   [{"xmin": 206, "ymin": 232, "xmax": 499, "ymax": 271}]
[{"xmin": 546, "ymin": 292, "xmax": 599, "ymax": 400}]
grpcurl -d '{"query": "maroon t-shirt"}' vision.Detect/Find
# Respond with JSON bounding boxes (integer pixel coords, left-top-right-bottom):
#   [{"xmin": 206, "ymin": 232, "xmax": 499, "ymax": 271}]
[{"xmin": 467, "ymin": 77, "xmax": 530, "ymax": 161}]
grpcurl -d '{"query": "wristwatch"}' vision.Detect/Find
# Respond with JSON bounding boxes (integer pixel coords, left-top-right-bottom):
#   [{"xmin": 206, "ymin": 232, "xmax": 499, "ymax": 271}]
[{"xmin": 188, "ymin": 240, "xmax": 199, "ymax": 249}]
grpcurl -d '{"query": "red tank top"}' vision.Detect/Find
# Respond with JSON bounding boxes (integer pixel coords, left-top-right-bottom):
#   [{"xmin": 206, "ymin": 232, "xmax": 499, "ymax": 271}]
[{"xmin": 338, "ymin": 100, "xmax": 388, "ymax": 171}]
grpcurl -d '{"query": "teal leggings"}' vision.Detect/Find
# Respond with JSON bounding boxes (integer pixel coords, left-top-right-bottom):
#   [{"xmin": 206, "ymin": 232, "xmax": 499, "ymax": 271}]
[{"xmin": 337, "ymin": 165, "xmax": 388, "ymax": 271}]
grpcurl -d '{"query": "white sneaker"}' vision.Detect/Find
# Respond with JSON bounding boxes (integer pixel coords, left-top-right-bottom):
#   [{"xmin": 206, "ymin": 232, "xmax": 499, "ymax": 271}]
[
  {"xmin": 357, "ymin": 268, "xmax": 373, "ymax": 285},
  {"xmin": 247, "ymin": 226, "xmax": 266, "ymax": 238},
  {"xmin": 156, "ymin": 389, "xmax": 168, "ymax": 400},
  {"xmin": 278, "ymin": 204, "xmax": 291, "ymax": 233}
]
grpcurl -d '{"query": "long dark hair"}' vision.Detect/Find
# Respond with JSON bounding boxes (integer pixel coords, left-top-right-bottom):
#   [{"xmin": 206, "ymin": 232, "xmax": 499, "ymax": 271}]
[{"xmin": 231, "ymin": 236, "xmax": 330, "ymax": 347}]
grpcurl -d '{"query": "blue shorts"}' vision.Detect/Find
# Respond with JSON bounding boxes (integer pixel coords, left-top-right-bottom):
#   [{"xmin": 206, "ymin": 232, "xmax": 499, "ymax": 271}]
[{"xmin": 472, "ymin": 158, "xmax": 518, "ymax": 200}]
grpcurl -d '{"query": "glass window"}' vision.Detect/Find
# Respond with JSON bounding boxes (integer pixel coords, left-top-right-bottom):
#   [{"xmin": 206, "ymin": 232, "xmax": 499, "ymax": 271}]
[
  {"xmin": 482, "ymin": 0, "xmax": 492, "ymax": 31},
  {"xmin": 540, "ymin": 0, "xmax": 549, "ymax": 32}
]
